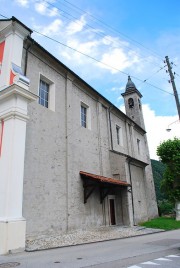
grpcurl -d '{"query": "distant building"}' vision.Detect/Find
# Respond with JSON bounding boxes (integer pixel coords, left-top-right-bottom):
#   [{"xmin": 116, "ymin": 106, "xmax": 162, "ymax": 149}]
[{"xmin": 0, "ymin": 17, "xmax": 158, "ymax": 255}]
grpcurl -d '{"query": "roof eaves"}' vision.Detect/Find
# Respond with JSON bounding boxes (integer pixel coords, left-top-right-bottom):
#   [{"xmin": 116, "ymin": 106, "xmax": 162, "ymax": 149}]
[{"xmin": 11, "ymin": 16, "xmax": 33, "ymax": 34}]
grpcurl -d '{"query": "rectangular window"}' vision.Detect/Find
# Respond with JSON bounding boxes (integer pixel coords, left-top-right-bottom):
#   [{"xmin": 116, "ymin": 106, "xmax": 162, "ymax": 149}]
[
  {"xmin": 116, "ymin": 125, "xmax": 120, "ymax": 145},
  {"xmin": 81, "ymin": 105, "xmax": 87, "ymax": 128},
  {"xmin": 39, "ymin": 80, "xmax": 49, "ymax": 108},
  {"xmin": 137, "ymin": 139, "xmax": 140, "ymax": 154}
]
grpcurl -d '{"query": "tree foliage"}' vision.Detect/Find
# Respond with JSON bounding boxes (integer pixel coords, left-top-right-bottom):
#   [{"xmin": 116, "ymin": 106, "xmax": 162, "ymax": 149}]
[
  {"xmin": 157, "ymin": 138, "xmax": 180, "ymax": 203},
  {"xmin": 151, "ymin": 159, "xmax": 167, "ymax": 201},
  {"xmin": 151, "ymin": 159, "xmax": 174, "ymax": 215}
]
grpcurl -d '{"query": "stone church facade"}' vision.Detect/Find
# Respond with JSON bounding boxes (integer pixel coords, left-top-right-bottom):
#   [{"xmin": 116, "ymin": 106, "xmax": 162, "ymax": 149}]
[{"xmin": 0, "ymin": 17, "xmax": 158, "ymax": 255}]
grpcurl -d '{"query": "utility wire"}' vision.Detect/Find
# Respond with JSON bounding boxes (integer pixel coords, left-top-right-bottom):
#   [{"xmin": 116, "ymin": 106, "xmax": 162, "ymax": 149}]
[
  {"xmin": 0, "ymin": 13, "xmax": 175, "ymax": 96},
  {"xmin": 0, "ymin": 14, "xmax": 8, "ymax": 19},
  {"xmin": 40, "ymin": 0, "xmax": 162, "ymax": 68},
  {"xmin": 32, "ymin": 28, "xmax": 128, "ymax": 77},
  {"xmin": 59, "ymin": 0, "xmax": 164, "ymax": 60},
  {"xmin": 136, "ymin": 66, "xmax": 166, "ymax": 87},
  {"xmin": 42, "ymin": 0, "xmax": 133, "ymax": 49},
  {"xmin": 1, "ymin": 0, "xmax": 165, "ymax": 70},
  {"xmin": 32, "ymin": 28, "xmax": 174, "ymax": 96},
  {"xmin": 175, "ymin": 73, "xmax": 180, "ymax": 79}
]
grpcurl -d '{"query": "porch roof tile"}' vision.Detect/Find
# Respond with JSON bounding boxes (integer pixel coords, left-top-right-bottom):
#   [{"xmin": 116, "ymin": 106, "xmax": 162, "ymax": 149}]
[{"xmin": 80, "ymin": 171, "xmax": 131, "ymax": 187}]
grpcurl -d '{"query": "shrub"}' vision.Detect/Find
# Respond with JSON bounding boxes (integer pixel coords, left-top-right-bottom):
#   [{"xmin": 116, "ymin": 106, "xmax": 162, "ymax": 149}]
[{"xmin": 158, "ymin": 199, "xmax": 174, "ymax": 216}]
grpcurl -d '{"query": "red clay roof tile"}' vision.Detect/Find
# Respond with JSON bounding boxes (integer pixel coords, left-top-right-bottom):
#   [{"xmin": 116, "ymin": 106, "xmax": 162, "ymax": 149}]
[{"xmin": 80, "ymin": 171, "xmax": 130, "ymax": 187}]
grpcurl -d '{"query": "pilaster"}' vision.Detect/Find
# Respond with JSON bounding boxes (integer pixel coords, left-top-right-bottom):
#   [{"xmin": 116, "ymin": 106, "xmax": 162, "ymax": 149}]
[
  {"xmin": 0, "ymin": 18, "xmax": 31, "ymax": 88},
  {"xmin": 0, "ymin": 82, "xmax": 37, "ymax": 255}
]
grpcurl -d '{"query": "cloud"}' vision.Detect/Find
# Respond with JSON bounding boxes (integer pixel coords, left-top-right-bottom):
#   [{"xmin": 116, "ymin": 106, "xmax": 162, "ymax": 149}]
[
  {"xmin": 15, "ymin": 0, "xmax": 59, "ymax": 16},
  {"xmin": 31, "ymin": 13, "xmax": 139, "ymax": 75},
  {"xmin": 66, "ymin": 15, "xmax": 86, "ymax": 35},
  {"xmin": 59, "ymin": 33, "xmax": 141, "ymax": 77},
  {"xmin": 15, "ymin": 0, "xmax": 29, "ymax": 7},
  {"xmin": 120, "ymin": 104, "xmax": 180, "ymax": 160},
  {"xmin": 142, "ymin": 104, "xmax": 179, "ymax": 160},
  {"xmin": 30, "ymin": 12, "xmax": 179, "ymax": 112},
  {"xmin": 97, "ymin": 48, "xmax": 140, "ymax": 74},
  {"xmin": 117, "ymin": 96, "xmax": 123, "ymax": 101},
  {"xmin": 34, "ymin": 1, "xmax": 59, "ymax": 17},
  {"xmin": 110, "ymin": 86, "xmax": 124, "ymax": 92},
  {"xmin": 34, "ymin": 2, "xmax": 47, "ymax": 14},
  {"xmin": 34, "ymin": 19, "xmax": 62, "ymax": 36},
  {"xmin": 32, "ymin": 13, "xmax": 144, "ymax": 79},
  {"xmin": 101, "ymin": 35, "xmax": 129, "ymax": 49}
]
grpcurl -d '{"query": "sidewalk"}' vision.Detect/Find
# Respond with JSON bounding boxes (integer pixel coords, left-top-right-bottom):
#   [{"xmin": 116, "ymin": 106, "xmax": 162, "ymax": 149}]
[
  {"xmin": 26, "ymin": 225, "xmax": 164, "ymax": 252},
  {"xmin": 1, "ymin": 229, "xmax": 179, "ymax": 268}
]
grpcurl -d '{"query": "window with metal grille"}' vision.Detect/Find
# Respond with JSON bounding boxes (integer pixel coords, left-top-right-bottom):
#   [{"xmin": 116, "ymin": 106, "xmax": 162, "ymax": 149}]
[
  {"xmin": 81, "ymin": 105, "xmax": 87, "ymax": 128},
  {"xmin": 39, "ymin": 80, "xmax": 49, "ymax": 108}
]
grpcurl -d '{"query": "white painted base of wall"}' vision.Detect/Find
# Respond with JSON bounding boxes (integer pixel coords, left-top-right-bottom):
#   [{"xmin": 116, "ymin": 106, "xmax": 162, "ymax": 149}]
[{"xmin": 0, "ymin": 218, "xmax": 26, "ymax": 255}]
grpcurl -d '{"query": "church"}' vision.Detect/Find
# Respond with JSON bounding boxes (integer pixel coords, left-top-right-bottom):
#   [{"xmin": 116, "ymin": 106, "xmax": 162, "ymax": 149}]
[{"xmin": 0, "ymin": 17, "xmax": 158, "ymax": 255}]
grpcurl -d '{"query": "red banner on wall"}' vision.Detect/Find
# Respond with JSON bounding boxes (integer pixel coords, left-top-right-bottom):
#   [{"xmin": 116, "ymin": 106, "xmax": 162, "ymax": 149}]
[{"xmin": 0, "ymin": 41, "xmax": 5, "ymax": 75}]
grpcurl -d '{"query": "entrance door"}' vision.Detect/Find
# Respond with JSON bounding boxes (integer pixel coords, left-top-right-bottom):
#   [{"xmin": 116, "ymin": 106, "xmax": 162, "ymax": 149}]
[{"xmin": 109, "ymin": 198, "xmax": 116, "ymax": 225}]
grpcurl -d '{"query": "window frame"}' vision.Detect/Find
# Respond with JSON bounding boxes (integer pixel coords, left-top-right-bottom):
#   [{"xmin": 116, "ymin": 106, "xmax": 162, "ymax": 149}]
[
  {"xmin": 39, "ymin": 79, "xmax": 49, "ymax": 108},
  {"xmin": 137, "ymin": 138, "xmax": 141, "ymax": 154},
  {"xmin": 81, "ymin": 105, "xmax": 87, "ymax": 128},
  {"xmin": 116, "ymin": 125, "xmax": 120, "ymax": 145},
  {"xmin": 80, "ymin": 102, "xmax": 91, "ymax": 129},
  {"xmin": 115, "ymin": 124, "xmax": 123, "ymax": 146},
  {"xmin": 38, "ymin": 74, "xmax": 55, "ymax": 111}
]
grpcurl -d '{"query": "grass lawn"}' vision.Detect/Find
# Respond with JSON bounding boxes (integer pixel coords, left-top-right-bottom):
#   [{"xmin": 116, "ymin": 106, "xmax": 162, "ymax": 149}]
[{"xmin": 140, "ymin": 217, "xmax": 180, "ymax": 230}]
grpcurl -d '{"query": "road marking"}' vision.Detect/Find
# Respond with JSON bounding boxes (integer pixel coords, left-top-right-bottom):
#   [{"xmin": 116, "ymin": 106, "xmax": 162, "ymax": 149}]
[
  {"xmin": 155, "ymin": 257, "xmax": 172, "ymax": 261},
  {"xmin": 166, "ymin": 255, "xmax": 180, "ymax": 258},
  {"xmin": 128, "ymin": 266, "xmax": 141, "ymax": 268},
  {"xmin": 141, "ymin": 261, "xmax": 160, "ymax": 265},
  {"xmin": 127, "ymin": 254, "xmax": 180, "ymax": 267}
]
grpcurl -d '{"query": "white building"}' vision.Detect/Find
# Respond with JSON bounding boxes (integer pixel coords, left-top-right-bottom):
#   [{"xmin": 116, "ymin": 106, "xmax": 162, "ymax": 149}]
[{"xmin": 0, "ymin": 17, "xmax": 158, "ymax": 255}]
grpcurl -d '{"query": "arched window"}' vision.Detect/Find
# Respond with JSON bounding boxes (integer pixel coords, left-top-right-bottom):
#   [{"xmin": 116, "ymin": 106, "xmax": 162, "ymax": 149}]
[
  {"xmin": 138, "ymin": 99, "xmax": 141, "ymax": 110},
  {"xmin": 128, "ymin": 98, "xmax": 134, "ymax": 108}
]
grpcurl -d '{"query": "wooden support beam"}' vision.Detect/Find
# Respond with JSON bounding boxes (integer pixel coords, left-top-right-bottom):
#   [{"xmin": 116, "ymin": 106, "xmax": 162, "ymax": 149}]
[{"xmin": 84, "ymin": 185, "xmax": 96, "ymax": 204}]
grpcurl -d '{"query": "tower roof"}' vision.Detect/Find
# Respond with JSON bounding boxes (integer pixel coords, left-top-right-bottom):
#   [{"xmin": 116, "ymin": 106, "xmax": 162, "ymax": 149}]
[
  {"xmin": 122, "ymin": 76, "xmax": 142, "ymax": 98},
  {"xmin": 126, "ymin": 76, "xmax": 137, "ymax": 91}
]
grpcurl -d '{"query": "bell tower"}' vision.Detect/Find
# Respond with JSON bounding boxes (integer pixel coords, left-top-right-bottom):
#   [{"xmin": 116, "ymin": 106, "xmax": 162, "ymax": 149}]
[{"xmin": 122, "ymin": 76, "xmax": 145, "ymax": 130}]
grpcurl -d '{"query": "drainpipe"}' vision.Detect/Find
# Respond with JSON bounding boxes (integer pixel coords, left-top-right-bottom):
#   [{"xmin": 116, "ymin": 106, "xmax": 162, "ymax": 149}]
[
  {"xmin": 127, "ymin": 157, "xmax": 136, "ymax": 226},
  {"xmin": 65, "ymin": 74, "xmax": 69, "ymax": 232},
  {"xmin": 97, "ymin": 102, "xmax": 103, "ymax": 175},
  {"xmin": 108, "ymin": 107, "xmax": 113, "ymax": 151},
  {"xmin": 24, "ymin": 41, "xmax": 33, "ymax": 76}
]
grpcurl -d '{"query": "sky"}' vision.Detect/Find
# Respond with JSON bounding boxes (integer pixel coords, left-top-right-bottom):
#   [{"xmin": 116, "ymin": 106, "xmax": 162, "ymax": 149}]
[{"xmin": 1, "ymin": 0, "xmax": 180, "ymax": 159}]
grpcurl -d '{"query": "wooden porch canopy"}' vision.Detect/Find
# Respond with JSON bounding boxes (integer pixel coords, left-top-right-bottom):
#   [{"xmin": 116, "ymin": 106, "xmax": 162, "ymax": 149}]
[{"xmin": 80, "ymin": 171, "xmax": 131, "ymax": 204}]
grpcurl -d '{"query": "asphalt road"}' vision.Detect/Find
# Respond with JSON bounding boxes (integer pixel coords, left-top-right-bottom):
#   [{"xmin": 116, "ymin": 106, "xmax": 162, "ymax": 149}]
[{"xmin": 0, "ymin": 229, "xmax": 180, "ymax": 268}]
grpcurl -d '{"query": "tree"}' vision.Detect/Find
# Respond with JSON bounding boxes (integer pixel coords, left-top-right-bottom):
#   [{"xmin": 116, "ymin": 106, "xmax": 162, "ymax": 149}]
[
  {"xmin": 151, "ymin": 159, "xmax": 167, "ymax": 201},
  {"xmin": 157, "ymin": 138, "xmax": 180, "ymax": 220},
  {"xmin": 151, "ymin": 159, "xmax": 174, "ymax": 215}
]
